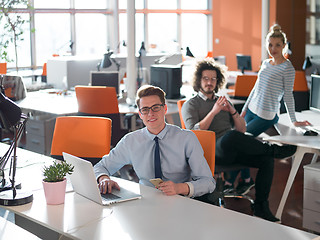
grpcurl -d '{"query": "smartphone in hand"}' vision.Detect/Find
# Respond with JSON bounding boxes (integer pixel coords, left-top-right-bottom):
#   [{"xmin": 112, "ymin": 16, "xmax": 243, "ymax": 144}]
[{"xmin": 149, "ymin": 178, "xmax": 163, "ymax": 188}]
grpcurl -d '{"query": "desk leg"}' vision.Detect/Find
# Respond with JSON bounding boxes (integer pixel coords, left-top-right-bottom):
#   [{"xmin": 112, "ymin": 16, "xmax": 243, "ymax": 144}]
[
  {"xmin": 276, "ymin": 147, "xmax": 306, "ymax": 220},
  {"xmin": 311, "ymin": 153, "xmax": 319, "ymax": 164}
]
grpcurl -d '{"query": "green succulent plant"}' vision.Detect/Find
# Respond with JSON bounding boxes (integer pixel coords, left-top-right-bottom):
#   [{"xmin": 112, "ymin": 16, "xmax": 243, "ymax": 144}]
[{"xmin": 43, "ymin": 161, "xmax": 74, "ymax": 182}]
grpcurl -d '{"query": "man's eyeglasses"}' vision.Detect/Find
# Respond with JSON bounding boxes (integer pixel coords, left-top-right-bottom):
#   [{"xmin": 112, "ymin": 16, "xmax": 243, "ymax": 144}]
[
  {"xmin": 201, "ymin": 76, "xmax": 217, "ymax": 82},
  {"xmin": 139, "ymin": 104, "xmax": 164, "ymax": 115}
]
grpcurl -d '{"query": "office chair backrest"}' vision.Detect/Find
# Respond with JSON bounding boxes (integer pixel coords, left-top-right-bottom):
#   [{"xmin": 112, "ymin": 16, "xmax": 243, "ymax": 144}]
[
  {"xmin": 177, "ymin": 99, "xmax": 186, "ymax": 129},
  {"xmin": 50, "ymin": 116, "xmax": 112, "ymax": 165},
  {"xmin": 231, "ymin": 75, "xmax": 257, "ymax": 99},
  {"xmin": 294, "ymin": 70, "xmax": 308, "ymax": 91},
  {"xmin": 75, "ymin": 85, "xmax": 119, "ymax": 114},
  {"xmin": 42, "ymin": 63, "xmax": 47, "ymax": 76},
  {"xmin": 191, "ymin": 130, "xmax": 216, "ymax": 176},
  {"xmin": 0, "ymin": 63, "xmax": 7, "ymax": 74}
]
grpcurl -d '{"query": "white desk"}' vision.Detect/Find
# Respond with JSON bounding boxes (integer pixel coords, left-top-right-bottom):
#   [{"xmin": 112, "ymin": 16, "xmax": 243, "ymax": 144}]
[
  {"xmin": 0, "ymin": 144, "xmax": 318, "ymax": 240},
  {"xmin": 0, "ymin": 215, "xmax": 41, "ymax": 239},
  {"xmin": 17, "ymin": 89, "xmax": 179, "ymax": 119},
  {"xmin": 264, "ymin": 110, "xmax": 320, "ymax": 221}
]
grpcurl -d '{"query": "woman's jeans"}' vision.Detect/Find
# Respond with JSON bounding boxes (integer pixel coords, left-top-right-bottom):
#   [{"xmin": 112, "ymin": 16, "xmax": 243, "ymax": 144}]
[{"xmin": 244, "ymin": 108, "xmax": 279, "ymax": 137}]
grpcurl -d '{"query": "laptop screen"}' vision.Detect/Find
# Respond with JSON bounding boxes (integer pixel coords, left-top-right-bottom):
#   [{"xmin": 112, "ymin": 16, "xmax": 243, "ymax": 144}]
[{"xmin": 310, "ymin": 74, "xmax": 320, "ymax": 113}]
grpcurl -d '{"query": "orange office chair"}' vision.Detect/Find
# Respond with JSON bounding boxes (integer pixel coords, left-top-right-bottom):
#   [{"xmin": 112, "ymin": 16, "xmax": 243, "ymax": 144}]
[
  {"xmin": 51, "ymin": 116, "xmax": 112, "ymax": 165},
  {"xmin": 178, "ymin": 99, "xmax": 254, "ymax": 207},
  {"xmin": 0, "ymin": 63, "xmax": 7, "ymax": 74},
  {"xmin": 41, "ymin": 63, "xmax": 47, "ymax": 83},
  {"xmin": 192, "ymin": 129, "xmax": 254, "ymax": 207},
  {"xmin": 228, "ymin": 75, "xmax": 257, "ymax": 100},
  {"xmin": 177, "ymin": 99, "xmax": 186, "ymax": 129},
  {"xmin": 75, "ymin": 85, "xmax": 129, "ymax": 147},
  {"xmin": 191, "ymin": 130, "xmax": 215, "ymax": 176},
  {"xmin": 294, "ymin": 70, "xmax": 308, "ymax": 91}
]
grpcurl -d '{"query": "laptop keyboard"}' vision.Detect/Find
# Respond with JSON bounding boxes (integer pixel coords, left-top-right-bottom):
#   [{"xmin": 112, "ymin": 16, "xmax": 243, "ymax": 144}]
[{"xmin": 101, "ymin": 192, "xmax": 121, "ymax": 201}]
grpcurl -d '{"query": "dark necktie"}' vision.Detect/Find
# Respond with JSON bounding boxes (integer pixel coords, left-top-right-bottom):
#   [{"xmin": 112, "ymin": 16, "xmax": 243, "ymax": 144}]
[{"xmin": 154, "ymin": 136, "xmax": 162, "ymax": 178}]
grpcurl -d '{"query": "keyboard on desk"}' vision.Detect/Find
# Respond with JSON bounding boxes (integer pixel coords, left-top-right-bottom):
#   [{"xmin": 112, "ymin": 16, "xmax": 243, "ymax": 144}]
[
  {"xmin": 297, "ymin": 126, "xmax": 319, "ymax": 136},
  {"xmin": 101, "ymin": 192, "xmax": 121, "ymax": 201}
]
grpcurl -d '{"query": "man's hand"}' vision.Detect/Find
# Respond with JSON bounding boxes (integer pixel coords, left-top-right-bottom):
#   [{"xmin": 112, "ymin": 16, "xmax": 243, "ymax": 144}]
[
  {"xmin": 214, "ymin": 96, "xmax": 234, "ymax": 114},
  {"xmin": 158, "ymin": 181, "xmax": 189, "ymax": 196},
  {"xmin": 98, "ymin": 175, "xmax": 120, "ymax": 194}
]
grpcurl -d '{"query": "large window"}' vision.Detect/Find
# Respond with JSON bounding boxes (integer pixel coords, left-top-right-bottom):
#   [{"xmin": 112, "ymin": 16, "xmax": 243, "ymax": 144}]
[
  {"xmin": 148, "ymin": 14, "xmax": 178, "ymax": 53},
  {"xmin": 0, "ymin": 0, "xmax": 211, "ymax": 69},
  {"xmin": 35, "ymin": 14, "xmax": 71, "ymax": 66},
  {"xmin": 75, "ymin": 14, "xmax": 107, "ymax": 56},
  {"xmin": 306, "ymin": 0, "xmax": 320, "ymax": 45},
  {"xmin": 0, "ymin": 12, "xmax": 31, "ymax": 68}
]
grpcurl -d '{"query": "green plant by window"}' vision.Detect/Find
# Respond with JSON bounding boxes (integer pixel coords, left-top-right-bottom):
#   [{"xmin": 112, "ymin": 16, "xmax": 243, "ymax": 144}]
[
  {"xmin": 43, "ymin": 161, "xmax": 74, "ymax": 183},
  {"xmin": 0, "ymin": 0, "xmax": 33, "ymax": 71}
]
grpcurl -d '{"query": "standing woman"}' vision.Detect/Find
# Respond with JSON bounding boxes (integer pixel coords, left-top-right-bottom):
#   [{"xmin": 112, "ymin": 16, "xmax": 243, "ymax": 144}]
[{"xmin": 241, "ymin": 24, "xmax": 310, "ymax": 137}]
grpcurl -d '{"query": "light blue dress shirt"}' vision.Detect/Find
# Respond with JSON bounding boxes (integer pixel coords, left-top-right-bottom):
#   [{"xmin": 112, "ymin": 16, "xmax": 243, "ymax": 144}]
[{"xmin": 94, "ymin": 124, "xmax": 216, "ymax": 197}]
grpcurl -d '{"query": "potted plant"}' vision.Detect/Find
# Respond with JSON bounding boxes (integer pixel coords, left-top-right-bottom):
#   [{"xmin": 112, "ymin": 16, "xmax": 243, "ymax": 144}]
[{"xmin": 42, "ymin": 161, "xmax": 74, "ymax": 205}]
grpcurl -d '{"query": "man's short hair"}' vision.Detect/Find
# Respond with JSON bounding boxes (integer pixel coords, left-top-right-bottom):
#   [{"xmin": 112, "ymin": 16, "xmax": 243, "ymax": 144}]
[
  {"xmin": 192, "ymin": 58, "xmax": 227, "ymax": 93},
  {"xmin": 136, "ymin": 85, "xmax": 166, "ymax": 107}
]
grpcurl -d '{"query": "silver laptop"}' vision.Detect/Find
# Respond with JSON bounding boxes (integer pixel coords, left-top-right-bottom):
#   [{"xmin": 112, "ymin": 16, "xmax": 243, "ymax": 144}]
[{"xmin": 63, "ymin": 152, "xmax": 141, "ymax": 205}]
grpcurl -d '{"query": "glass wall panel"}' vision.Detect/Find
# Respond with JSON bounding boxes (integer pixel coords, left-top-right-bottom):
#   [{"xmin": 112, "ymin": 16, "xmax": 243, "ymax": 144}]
[
  {"xmin": 181, "ymin": 13, "xmax": 207, "ymax": 57},
  {"xmin": 119, "ymin": 13, "xmax": 144, "ymax": 55},
  {"xmin": 35, "ymin": 13, "xmax": 71, "ymax": 65},
  {"xmin": 148, "ymin": 13, "xmax": 178, "ymax": 53},
  {"xmin": 0, "ymin": 13, "xmax": 31, "ymax": 68},
  {"xmin": 74, "ymin": 0, "xmax": 107, "ymax": 9},
  {"xmin": 181, "ymin": 0, "xmax": 208, "ymax": 10},
  {"xmin": 119, "ymin": 0, "xmax": 144, "ymax": 9},
  {"xmin": 75, "ymin": 14, "xmax": 107, "ymax": 56},
  {"xmin": 34, "ymin": 0, "xmax": 70, "ymax": 8},
  {"xmin": 148, "ymin": 0, "xmax": 177, "ymax": 9}
]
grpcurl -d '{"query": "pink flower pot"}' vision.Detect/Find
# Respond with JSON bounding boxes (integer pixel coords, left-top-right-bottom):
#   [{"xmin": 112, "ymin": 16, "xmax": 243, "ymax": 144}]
[{"xmin": 42, "ymin": 178, "xmax": 67, "ymax": 205}]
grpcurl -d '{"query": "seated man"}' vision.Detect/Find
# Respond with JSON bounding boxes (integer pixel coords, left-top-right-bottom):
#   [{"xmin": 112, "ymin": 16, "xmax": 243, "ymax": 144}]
[
  {"xmin": 94, "ymin": 85, "xmax": 215, "ymax": 199},
  {"xmin": 181, "ymin": 58, "xmax": 296, "ymax": 222}
]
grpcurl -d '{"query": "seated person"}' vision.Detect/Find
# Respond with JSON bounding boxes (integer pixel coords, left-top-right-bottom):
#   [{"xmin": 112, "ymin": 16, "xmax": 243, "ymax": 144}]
[
  {"xmin": 94, "ymin": 85, "xmax": 216, "ymax": 199},
  {"xmin": 181, "ymin": 58, "xmax": 296, "ymax": 222}
]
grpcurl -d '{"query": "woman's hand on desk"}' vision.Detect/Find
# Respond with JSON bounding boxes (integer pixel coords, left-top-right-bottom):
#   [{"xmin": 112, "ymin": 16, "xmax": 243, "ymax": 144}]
[
  {"xmin": 293, "ymin": 120, "xmax": 312, "ymax": 127},
  {"xmin": 98, "ymin": 176, "xmax": 120, "ymax": 194}
]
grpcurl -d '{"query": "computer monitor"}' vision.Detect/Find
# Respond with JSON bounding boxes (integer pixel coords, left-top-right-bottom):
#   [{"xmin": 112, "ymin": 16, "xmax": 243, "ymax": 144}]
[
  {"xmin": 91, "ymin": 71, "xmax": 119, "ymax": 96},
  {"xmin": 214, "ymin": 56, "xmax": 226, "ymax": 65},
  {"xmin": 236, "ymin": 54, "xmax": 252, "ymax": 74},
  {"xmin": 150, "ymin": 65, "xmax": 182, "ymax": 99},
  {"xmin": 310, "ymin": 74, "xmax": 320, "ymax": 113}
]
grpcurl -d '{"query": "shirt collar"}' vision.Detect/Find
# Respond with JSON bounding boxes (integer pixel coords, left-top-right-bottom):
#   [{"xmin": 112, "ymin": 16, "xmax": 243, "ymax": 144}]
[
  {"xmin": 198, "ymin": 91, "xmax": 217, "ymax": 101},
  {"xmin": 144, "ymin": 123, "xmax": 168, "ymax": 140},
  {"xmin": 198, "ymin": 91, "xmax": 208, "ymax": 101}
]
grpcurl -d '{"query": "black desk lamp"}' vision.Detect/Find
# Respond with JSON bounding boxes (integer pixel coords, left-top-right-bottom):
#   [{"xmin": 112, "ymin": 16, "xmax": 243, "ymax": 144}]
[
  {"xmin": 97, "ymin": 51, "xmax": 121, "ymax": 71},
  {"xmin": 0, "ymin": 90, "xmax": 33, "ymax": 206},
  {"xmin": 186, "ymin": 47, "xmax": 195, "ymax": 58},
  {"xmin": 97, "ymin": 52, "xmax": 113, "ymax": 71},
  {"xmin": 302, "ymin": 56, "xmax": 312, "ymax": 71}
]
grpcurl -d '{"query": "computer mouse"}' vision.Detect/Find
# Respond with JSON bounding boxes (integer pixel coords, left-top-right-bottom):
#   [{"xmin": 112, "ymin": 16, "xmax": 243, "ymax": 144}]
[{"xmin": 303, "ymin": 130, "xmax": 318, "ymax": 136}]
